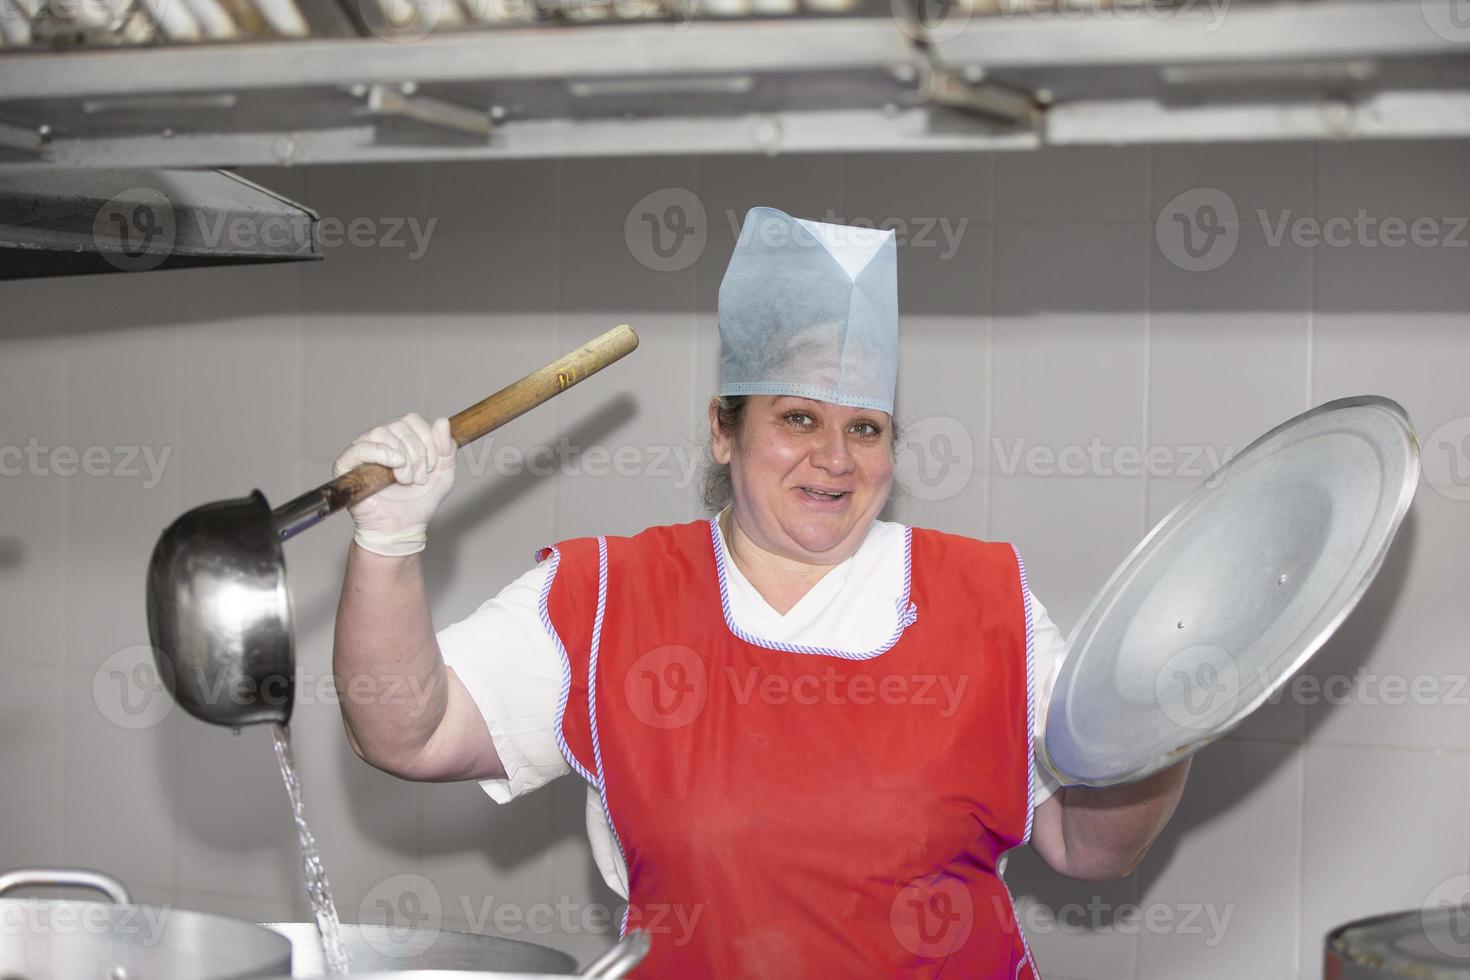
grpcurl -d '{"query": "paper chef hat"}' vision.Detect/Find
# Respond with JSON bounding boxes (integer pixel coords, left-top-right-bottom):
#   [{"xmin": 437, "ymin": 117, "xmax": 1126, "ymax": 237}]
[{"xmin": 717, "ymin": 207, "xmax": 898, "ymax": 416}]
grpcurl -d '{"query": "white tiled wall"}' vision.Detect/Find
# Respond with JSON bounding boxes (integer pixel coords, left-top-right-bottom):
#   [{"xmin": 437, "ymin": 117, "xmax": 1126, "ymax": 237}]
[{"xmin": 2, "ymin": 142, "xmax": 1467, "ymax": 977}]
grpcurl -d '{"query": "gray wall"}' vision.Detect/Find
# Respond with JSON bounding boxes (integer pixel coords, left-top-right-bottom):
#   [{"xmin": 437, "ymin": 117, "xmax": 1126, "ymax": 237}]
[{"xmin": 2, "ymin": 142, "xmax": 1467, "ymax": 978}]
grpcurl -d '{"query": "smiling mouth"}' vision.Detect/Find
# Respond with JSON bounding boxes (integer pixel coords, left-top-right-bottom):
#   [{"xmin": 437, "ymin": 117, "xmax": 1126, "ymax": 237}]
[{"xmin": 798, "ymin": 486, "xmax": 849, "ymax": 500}]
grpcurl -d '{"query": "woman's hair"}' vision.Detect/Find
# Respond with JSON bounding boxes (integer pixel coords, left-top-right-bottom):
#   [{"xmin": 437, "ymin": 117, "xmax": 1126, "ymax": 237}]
[{"xmin": 701, "ymin": 395, "xmax": 903, "ymax": 513}]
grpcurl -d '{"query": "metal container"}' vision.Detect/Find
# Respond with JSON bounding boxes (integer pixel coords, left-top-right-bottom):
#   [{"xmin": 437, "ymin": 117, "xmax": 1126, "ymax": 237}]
[
  {"xmin": 1042, "ymin": 395, "xmax": 1420, "ymax": 787},
  {"xmin": 1326, "ymin": 907, "xmax": 1470, "ymax": 978},
  {"xmin": 0, "ymin": 868, "xmax": 292, "ymax": 979},
  {"xmin": 261, "ymin": 922, "xmax": 578, "ymax": 976}
]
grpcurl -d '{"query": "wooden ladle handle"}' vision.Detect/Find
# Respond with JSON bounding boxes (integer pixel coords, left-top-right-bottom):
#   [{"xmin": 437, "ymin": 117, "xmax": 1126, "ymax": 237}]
[{"xmin": 273, "ymin": 324, "xmax": 638, "ymax": 539}]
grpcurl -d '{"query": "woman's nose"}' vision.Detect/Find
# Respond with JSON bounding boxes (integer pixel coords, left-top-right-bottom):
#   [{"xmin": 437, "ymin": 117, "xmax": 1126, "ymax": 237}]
[{"xmin": 811, "ymin": 431, "xmax": 856, "ymax": 474}]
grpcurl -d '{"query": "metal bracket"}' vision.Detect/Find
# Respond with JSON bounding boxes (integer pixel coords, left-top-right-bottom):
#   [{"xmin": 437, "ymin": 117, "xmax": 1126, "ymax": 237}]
[
  {"xmin": 927, "ymin": 64, "xmax": 1043, "ymax": 127},
  {"xmin": 352, "ymin": 84, "xmax": 493, "ymax": 141}
]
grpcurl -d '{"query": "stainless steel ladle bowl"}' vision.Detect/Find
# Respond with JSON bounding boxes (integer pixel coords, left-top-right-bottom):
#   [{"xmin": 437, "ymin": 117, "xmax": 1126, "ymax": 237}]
[
  {"xmin": 147, "ymin": 489, "xmax": 295, "ymax": 725},
  {"xmin": 145, "ymin": 325, "xmax": 638, "ymax": 728}
]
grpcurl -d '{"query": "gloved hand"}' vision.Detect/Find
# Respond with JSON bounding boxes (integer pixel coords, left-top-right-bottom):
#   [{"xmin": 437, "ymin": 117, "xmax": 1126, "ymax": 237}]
[{"xmin": 334, "ymin": 412, "xmax": 456, "ymax": 557}]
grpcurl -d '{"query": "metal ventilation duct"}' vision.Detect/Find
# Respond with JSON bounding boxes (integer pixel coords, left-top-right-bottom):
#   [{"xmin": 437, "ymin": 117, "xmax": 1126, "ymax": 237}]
[{"xmin": 0, "ymin": 168, "xmax": 321, "ymax": 280}]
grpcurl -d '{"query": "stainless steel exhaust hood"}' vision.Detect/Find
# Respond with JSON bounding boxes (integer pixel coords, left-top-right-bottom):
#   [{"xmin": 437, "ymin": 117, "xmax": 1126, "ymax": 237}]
[
  {"xmin": 0, "ymin": 168, "xmax": 321, "ymax": 280},
  {"xmin": 0, "ymin": 0, "xmax": 1468, "ymax": 165}
]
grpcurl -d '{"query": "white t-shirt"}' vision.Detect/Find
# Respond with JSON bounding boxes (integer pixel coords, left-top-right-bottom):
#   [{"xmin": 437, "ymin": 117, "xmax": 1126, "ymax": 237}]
[{"xmin": 437, "ymin": 514, "xmax": 1069, "ymax": 898}]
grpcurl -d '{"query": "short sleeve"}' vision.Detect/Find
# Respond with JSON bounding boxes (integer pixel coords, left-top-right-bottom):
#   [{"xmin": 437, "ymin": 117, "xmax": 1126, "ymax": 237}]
[
  {"xmin": 1027, "ymin": 589, "xmax": 1070, "ymax": 808},
  {"xmin": 437, "ymin": 562, "xmax": 571, "ymax": 802}
]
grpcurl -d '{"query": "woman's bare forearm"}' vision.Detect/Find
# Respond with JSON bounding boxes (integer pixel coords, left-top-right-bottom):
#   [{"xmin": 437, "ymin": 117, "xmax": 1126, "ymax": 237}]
[
  {"xmin": 332, "ymin": 542, "xmax": 449, "ymax": 771},
  {"xmin": 1032, "ymin": 758, "xmax": 1192, "ymax": 880}
]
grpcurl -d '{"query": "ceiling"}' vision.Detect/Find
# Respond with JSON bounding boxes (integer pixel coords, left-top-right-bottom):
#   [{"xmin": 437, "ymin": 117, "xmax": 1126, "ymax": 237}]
[{"xmin": 1, "ymin": 0, "xmax": 1469, "ymax": 166}]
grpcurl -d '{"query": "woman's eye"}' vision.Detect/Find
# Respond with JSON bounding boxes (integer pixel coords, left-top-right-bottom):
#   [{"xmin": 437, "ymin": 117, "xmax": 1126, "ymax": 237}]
[
  {"xmin": 852, "ymin": 421, "xmax": 881, "ymax": 437},
  {"xmin": 784, "ymin": 412, "xmax": 813, "ymax": 426}
]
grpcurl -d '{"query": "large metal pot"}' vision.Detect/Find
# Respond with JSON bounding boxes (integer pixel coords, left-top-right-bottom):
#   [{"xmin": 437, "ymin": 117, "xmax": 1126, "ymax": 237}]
[
  {"xmin": 259, "ymin": 925, "xmax": 650, "ymax": 978},
  {"xmin": 1326, "ymin": 906, "xmax": 1470, "ymax": 978},
  {"xmin": 0, "ymin": 868, "xmax": 292, "ymax": 979},
  {"xmin": 260, "ymin": 922, "xmax": 578, "ymax": 976}
]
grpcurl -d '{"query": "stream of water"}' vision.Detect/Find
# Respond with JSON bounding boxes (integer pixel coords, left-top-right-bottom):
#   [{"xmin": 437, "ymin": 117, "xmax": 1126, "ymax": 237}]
[{"xmin": 272, "ymin": 722, "xmax": 351, "ymax": 975}]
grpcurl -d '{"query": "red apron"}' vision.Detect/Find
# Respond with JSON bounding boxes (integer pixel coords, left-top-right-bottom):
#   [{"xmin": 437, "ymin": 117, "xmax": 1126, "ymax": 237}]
[{"xmin": 535, "ymin": 518, "xmax": 1039, "ymax": 979}]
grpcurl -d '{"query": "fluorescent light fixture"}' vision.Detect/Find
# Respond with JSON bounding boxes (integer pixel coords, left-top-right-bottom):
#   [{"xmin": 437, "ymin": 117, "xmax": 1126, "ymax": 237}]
[
  {"xmin": 568, "ymin": 75, "xmax": 756, "ymax": 96},
  {"xmin": 1161, "ymin": 61, "xmax": 1380, "ymax": 85}
]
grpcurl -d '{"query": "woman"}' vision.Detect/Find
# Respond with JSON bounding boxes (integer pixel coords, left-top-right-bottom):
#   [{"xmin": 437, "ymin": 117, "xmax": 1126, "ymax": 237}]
[{"xmin": 332, "ymin": 207, "xmax": 1190, "ymax": 978}]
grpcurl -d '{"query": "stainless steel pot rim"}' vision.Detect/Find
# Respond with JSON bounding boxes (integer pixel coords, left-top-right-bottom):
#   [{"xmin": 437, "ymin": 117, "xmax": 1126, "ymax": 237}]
[{"xmin": 1328, "ymin": 905, "xmax": 1470, "ymax": 975}]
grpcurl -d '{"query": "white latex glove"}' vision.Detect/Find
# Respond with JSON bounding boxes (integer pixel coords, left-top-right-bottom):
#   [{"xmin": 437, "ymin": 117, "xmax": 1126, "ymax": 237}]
[{"xmin": 334, "ymin": 412, "xmax": 456, "ymax": 557}]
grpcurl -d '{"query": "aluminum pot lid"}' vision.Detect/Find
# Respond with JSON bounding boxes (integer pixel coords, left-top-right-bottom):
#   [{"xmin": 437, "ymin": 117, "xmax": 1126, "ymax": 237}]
[{"xmin": 1040, "ymin": 395, "xmax": 1419, "ymax": 786}]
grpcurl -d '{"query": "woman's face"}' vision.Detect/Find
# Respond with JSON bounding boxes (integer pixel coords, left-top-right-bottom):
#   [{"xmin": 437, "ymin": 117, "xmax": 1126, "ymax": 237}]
[{"xmin": 711, "ymin": 395, "xmax": 894, "ymax": 565}]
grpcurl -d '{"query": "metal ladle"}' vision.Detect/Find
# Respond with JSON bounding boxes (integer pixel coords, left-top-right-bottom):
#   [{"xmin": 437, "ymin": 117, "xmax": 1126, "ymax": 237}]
[{"xmin": 145, "ymin": 325, "xmax": 639, "ymax": 728}]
